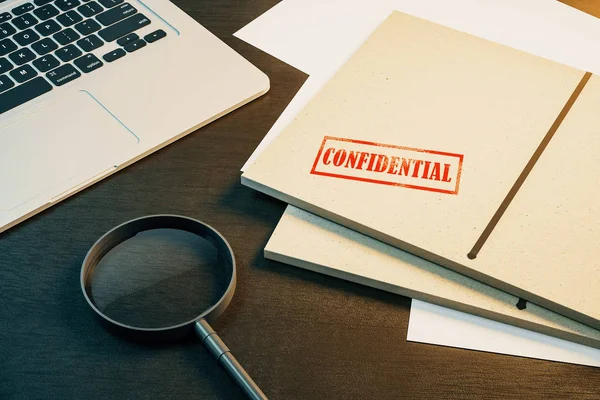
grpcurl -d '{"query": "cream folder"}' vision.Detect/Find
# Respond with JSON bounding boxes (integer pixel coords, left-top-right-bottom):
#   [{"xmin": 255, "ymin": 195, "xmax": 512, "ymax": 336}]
[
  {"xmin": 243, "ymin": 11, "xmax": 600, "ymax": 329},
  {"xmin": 266, "ymin": 206, "xmax": 600, "ymax": 349}
]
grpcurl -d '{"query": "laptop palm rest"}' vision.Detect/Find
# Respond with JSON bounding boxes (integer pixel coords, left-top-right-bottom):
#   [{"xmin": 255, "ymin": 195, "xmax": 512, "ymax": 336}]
[{"xmin": 0, "ymin": 91, "xmax": 139, "ymax": 212}]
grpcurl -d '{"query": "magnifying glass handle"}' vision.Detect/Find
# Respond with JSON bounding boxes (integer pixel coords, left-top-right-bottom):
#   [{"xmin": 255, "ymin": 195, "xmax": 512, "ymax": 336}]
[{"xmin": 195, "ymin": 319, "xmax": 268, "ymax": 400}]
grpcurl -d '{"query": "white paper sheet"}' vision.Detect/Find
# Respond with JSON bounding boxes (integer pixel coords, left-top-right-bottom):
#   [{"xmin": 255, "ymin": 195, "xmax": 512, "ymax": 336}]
[
  {"xmin": 237, "ymin": 0, "xmax": 600, "ymax": 170},
  {"xmin": 408, "ymin": 300, "xmax": 600, "ymax": 367},
  {"xmin": 235, "ymin": 0, "xmax": 600, "ymax": 364}
]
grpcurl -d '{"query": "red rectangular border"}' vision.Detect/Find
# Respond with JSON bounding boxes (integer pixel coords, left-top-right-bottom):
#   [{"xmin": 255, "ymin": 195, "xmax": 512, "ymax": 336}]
[{"xmin": 310, "ymin": 136, "xmax": 464, "ymax": 195}]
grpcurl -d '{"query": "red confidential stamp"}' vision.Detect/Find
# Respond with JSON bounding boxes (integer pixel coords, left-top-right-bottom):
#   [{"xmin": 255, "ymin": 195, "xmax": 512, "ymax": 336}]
[{"xmin": 310, "ymin": 136, "xmax": 464, "ymax": 195}]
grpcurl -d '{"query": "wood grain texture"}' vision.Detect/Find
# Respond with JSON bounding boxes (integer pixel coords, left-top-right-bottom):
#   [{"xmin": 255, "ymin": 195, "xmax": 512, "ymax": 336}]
[{"xmin": 0, "ymin": 1, "xmax": 598, "ymax": 399}]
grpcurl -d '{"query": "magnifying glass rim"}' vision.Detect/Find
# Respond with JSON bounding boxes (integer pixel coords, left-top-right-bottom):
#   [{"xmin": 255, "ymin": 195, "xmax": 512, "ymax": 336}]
[{"xmin": 80, "ymin": 214, "xmax": 236, "ymax": 332}]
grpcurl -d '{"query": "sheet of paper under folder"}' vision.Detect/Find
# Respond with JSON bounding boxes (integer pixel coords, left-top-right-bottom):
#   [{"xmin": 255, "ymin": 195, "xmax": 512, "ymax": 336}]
[{"xmin": 242, "ymin": 11, "xmax": 600, "ymax": 329}]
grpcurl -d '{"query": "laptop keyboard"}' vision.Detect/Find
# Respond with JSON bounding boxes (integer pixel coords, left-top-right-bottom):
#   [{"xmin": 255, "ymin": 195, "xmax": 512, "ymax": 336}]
[{"xmin": 0, "ymin": 0, "xmax": 166, "ymax": 114}]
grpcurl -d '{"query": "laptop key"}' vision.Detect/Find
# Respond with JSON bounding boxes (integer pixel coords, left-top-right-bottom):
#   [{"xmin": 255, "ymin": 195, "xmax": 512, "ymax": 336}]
[
  {"xmin": 0, "ymin": 23, "xmax": 17, "ymax": 40},
  {"xmin": 57, "ymin": 10, "xmax": 83, "ymax": 27},
  {"xmin": 55, "ymin": 43, "xmax": 82, "ymax": 62},
  {"xmin": 35, "ymin": 20, "xmax": 61, "ymax": 36},
  {"xmin": 78, "ymin": 1, "xmax": 103, "ymax": 18},
  {"xmin": 12, "ymin": 3, "xmax": 35, "ymax": 16},
  {"xmin": 0, "ymin": 38, "xmax": 17, "ymax": 56},
  {"xmin": 55, "ymin": 0, "xmax": 81, "ymax": 12},
  {"xmin": 102, "ymin": 47, "xmax": 124, "ymax": 62},
  {"xmin": 76, "ymin": 34, "xmax": 103, "ymax": 51},
  {"xmin": 144, "ymin": 29, "xmax": 165, "ymax": 43},
  {"xmin": 98, "ymin": 13, "xmax": 149, "ymax": 42},
  {"xmin": 53, "ymin": 27, "xmax": 80, "ymax": 45},
  {"xmin": 123, "ymin": 38, "xmax": 144, "ymax": 53},
  {"xmin": 0, "ymin": 12, "xmax": 11, "ymax": 23},
  {"xmin": 0, "ymin": 57, "xmax": 12, "ymax": 74},
  {"xmin": 12, "ymin": 13, "xmax": 38, "ymax": 30},
  {"xmin": 74, "ymin": 18, "xmax": 100, "ymax": 35},
  {"xmin": 31, "ymin": 37, "xmax": 58, "ymax": 55},
  {"xmin": 8, "ymin": 47, "xmax": 35, "ymax": 65},
  {"xmin": 0, "ymin": 74, "xmax": 15, "ymax": 93},
  {"xmin": 116, "ymin": 32, "xmax": 136, "ymax": 46},
  {"xmin": 13, "ymin": 29, "xmax": 40, "ymax": 46},
  {"xmin": 0, "ymin": 76, "xmax": 52, "ymax": 114},
  {"xmin": 10, "ymin": 64, "xmax": 37, "ymax": 83},
  {"xmin": 73, "ymin": 53, "xmax": 102, "ymax": 73},
  {"xmin": 46, "ymin": 63, "xmax": 80, "ymax": 86},
  {"xmin": 96, "ymin": 3, "xmax": 135, "ymax": 26},
  {"xmin": 34, "ymin": 4, "xmax": 60, "ymax": 20},
  {"xmin": 32, "ymin": 54, "xmax": 59, "ymax": 72},
  {"xmin": 34, "ymin": 0, "xmax": 55, "ymax": 5},
  {"xmin": 99, "ymin": 0, "xmax": 123, "ymax": 8}
]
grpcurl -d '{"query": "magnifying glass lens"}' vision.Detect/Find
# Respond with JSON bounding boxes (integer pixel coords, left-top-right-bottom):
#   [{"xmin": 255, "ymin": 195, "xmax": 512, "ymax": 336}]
[{"xmin": 87, "ymin": 228, "xmax": 230, "ymax": 329}]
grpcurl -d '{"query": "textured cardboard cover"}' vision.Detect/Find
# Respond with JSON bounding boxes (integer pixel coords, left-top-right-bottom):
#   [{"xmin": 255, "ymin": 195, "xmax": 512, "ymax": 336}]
[
  {"xmin": 266, "ymin": 206, "xmax": 600, "ymax": 349},
  {"xmin": 243, "ymin": 11, "xmax": 600, "ymax": 328}
]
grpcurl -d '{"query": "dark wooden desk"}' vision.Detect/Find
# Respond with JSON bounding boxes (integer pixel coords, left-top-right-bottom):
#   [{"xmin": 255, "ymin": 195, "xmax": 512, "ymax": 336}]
[{"xmin": 1, "ymin": 0, "xmax": 599, "ymax": 398}]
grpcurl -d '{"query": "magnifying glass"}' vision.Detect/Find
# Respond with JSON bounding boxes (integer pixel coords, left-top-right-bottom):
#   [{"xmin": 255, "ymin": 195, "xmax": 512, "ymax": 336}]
[{"xmin": 80, "ymin": 215, "xmax": 267, "ymax": 400}]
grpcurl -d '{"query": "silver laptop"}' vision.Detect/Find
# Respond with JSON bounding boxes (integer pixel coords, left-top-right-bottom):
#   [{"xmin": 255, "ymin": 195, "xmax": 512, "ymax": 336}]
[{"xmin": 0, "ymin": 0, "xmax": 269, "ymax": 233}]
